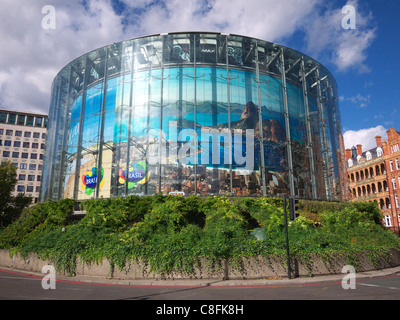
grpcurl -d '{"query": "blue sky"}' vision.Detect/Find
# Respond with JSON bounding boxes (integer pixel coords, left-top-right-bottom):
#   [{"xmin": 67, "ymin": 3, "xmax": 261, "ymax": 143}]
[{"xmin": 0, "ymin": 0, "xmax": 398, "ymax": 151}]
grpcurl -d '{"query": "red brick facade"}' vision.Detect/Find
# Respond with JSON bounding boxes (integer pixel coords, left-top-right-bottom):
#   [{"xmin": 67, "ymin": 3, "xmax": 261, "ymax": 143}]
[{"xmin": 346, "ymin": 127, "xmax": 400, "ymax": 234}]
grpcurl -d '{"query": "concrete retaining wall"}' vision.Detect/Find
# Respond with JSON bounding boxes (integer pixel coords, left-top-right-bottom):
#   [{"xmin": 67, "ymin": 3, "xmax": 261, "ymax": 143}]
[{"xmin": 1, "ymin": 248, "xmax": 400, "ymax": 280}]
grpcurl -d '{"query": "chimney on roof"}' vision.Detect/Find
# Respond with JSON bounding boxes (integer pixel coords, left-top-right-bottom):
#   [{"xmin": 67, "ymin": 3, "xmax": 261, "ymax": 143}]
[
  {"xmin": 345, "ymin": 149, "xmax": 352, "ymax": 161},
  {"xmin": 356, "ymin": 144, "xmax": 362, "ymax": 156},
  {"xmin": 375, "ymin": 136, "xmax": 382, "ymax": 148}
]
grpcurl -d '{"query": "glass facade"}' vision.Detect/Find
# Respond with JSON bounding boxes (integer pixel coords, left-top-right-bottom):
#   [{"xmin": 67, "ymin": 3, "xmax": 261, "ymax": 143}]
[{"xmin": 41, "ymin": 32, "xmax": 346, "ymax": 201}]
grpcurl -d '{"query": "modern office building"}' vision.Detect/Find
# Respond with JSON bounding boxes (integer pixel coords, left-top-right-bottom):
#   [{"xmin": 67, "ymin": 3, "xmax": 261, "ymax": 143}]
[
  {"xmin": 0, "ymin": 109, "xmax": 48, "ymax": 203},
  {"xmin": 41, "ymin": 32, "xmax": 346, "ymax": 202}
]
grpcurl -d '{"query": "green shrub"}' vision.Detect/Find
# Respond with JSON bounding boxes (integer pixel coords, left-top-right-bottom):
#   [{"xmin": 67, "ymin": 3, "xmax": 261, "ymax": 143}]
[{"xmin": 1, "ymin": 195, "xmax": 399, "ymax": 276}]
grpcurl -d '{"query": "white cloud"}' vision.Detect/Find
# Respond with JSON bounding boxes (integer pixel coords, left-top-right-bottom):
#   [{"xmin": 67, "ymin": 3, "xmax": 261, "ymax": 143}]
[
  {"xmin": 343, "ymin": 125, "xmax": 387, "ymax": 151},
  {"xmin": 0, "ymin": 0, "xmax": 377, "ymax": 115},
  {"xmin": 302, "ymin": 0, "xmax": 376, "ymax": 73}
]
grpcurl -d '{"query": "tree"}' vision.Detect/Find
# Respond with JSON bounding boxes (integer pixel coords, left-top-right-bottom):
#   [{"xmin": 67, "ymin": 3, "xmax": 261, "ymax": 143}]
[{"xmin": 0, "ymin": 161, "xmax": 32, "ymax": 229}]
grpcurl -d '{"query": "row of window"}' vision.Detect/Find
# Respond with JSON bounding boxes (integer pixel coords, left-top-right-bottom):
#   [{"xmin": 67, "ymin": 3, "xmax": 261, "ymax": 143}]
[
  {"xmin": 0, "ymin": 129, "xmax": 46, "ymax": 139},
  {"xmin": 17, "ymin": 163, "xmax": 43, "ymax": 171},
  {"xmin": 349, "ymin": 163, "xmax": 386, "ymax": 182},
  {"xmin": 0, "ymin": 112, "xmax": 47, "ymax": 128},
  {"xmin": 391, "ymin": 144, "xmax": 399, "ymax": 154},
  {"xmin": 18, "ymin": 174, "xmax": 41, "ymax": 181},
  {"xmin": 17, "ymin": 185, "xmax": 40, "ymax": 193},
  {"xmin": 2, "ymin": 151, "xmax": 44, "ymax": 159},
  {"xmin": 351, "ymin": 180, "xmax": 389, "ymax": 198},
  {"xmin": 389, "ymin": 158, "xmax": 400, "ymax": 171},
  {"xmin": 0, "ymin": 140, "xmax": 45, "ymax": 149}
]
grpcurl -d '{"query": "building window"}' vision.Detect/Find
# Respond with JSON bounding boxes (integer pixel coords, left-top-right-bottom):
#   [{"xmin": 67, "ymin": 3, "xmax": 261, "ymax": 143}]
[
  {"xmin": 37, "ymin": 175, "xmax": 41, "ymax": 181},
  {"xmin": 392, "ymin": 178, "xmax": 397, "ymax": 190},
  {"xmin": 15, "ymin": 130, "xmax": 22, "ymax": 137},
  {"xmin": 377, "ymin": 147, "xmax": 383, "ymax": 157},
  {"xmin": 0, "ymin": 112, "xmax": 7, "ymax": 123},
  {"xmin": 28, "ymin": 175, "xmax": 35, "ymax": 181},
  {"xmin": 366, "ymin": 151, "xmax": 372, "ymax": 160},
  {"xmin": 396, "ymin": 195, "xmax": 399, "ymax": 209},
  {"xmin": 35, "ymin": 117, "xmax": 43, "ymax": 127},
  {"xmin": 348, "ymin": 159, "xmax": 353, "ymax": 167},
  {"xmin": 26, "ymin": 116, "xmax": 34, "ymax": 126},
  {"xmin": 2, "ymin": 151, "xmax": 10, "ymax": 157},
  {"xmin": 29, "ymin": 164, "xmax": 36, "ymax": 170},
  {"xmin": 390, "ymin": 160, "xmax": 394, "ymax": 171},
  {"xmin": 13, "ymin": 141, "xmax": 21, "ymax": 147},
  {"xmin": 17, "ymin": 185, "xmax": 24, "ymax": 192},
  {"xmin": 5, "ymin": 130, "xmax": 13, "ymax": 136},
  {"xmin": 384, "ymin": 215, "xmax": 392, "ymax": 227},
  {"xmin": 31, "ymin": 153, "xmax": 37, "ymax": 159},
  {"xmin": 21, "ymin": 153, "xmax": 28, "ymax": 159},
  {"xmin": 18, "ymin": 174, "xmax": 25, "ymax": 181},
  {"xmin": 7, "ymin": 113, "xmax": 16, "ymax": 124},
  {"xmin": 23, "ymin": 142, "xmax": 30, "ymax": 148},
  {"xmin": 396, "ymin": 158, "xmax": 400, "ymax": 170},
  {"xmin": 20, "ymin": 163, "xmax": 27, "ymax": 170},
  {"xmin": 24, "ymin": 132, "xmax": 31, "ymax": 138},
  {"xmin": 26, "ymin": 186, "xmax": 34, "ymax": 192},
  {"xmin": 4, "ymin": 140, "xmax": 11, "ymax": 146},
  {"xmin": 32, "ymin": 143, "xmax": 38, "ymax": 149},
  {"xmin": 33, "ymin": 132, "xmax": 40, "ymax": 138},
  {"xmin": 17, "ymin": 115, "xmax": 25, "ymax": 125},
  {"xmin": 12, "ymin": 152, "xmax": 19, "ymax": 158}
]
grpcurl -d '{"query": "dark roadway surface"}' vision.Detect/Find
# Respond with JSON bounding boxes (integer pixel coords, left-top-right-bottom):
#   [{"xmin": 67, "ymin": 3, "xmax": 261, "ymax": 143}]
[{"xmin": 1, "ymin": 267, "xmax": 400, "ymax": 301}]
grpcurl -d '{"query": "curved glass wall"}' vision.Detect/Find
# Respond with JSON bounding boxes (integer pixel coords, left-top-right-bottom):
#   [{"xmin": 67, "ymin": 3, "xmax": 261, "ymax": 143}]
[{"xmin": 41, "ymin": 32, "xmax": 346, "ymax": 201}]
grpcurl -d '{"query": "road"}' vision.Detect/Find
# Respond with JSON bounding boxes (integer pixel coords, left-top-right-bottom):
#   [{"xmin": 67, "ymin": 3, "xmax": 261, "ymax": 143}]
[{"xmin": 1, "ymin": 267, "xmax": 400, "ymax": 301}]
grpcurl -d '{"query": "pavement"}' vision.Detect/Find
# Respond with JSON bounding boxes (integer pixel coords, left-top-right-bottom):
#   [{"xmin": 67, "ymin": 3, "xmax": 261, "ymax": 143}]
[{"xmin": 3, "ymin": 264, "xmax": 400, "ymax": 288}]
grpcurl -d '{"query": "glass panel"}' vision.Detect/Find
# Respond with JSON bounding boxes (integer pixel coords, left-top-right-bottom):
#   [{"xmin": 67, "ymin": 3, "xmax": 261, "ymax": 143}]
[
  {"xmin": 259, "ymin": 74, "xmax": 288, "ymax": 194},
  {"xmin": 228, "ymin": 69, "xmax": 260, "ymax": 196},
  {"xmin": 160, "ymin": 66, "xmax": 195, "ymax": 195},
  {"xmin": 196, "ymin": 67, "xmax": 229, "ymax": 195},
  {"xmin": 164, "ymin": 34, "xmax": 191, "ymax": 65}
]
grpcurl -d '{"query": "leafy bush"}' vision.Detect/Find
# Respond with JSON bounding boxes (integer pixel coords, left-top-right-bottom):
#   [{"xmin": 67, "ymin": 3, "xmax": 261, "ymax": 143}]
[{"xmin": 1, "ymin": 195, "xmax": 399, "ymax": 276}]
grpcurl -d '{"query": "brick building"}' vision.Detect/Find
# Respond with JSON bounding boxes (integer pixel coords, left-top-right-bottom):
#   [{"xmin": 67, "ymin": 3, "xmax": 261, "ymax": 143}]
[
  {"xmin": 346, "ymin": 128, "xmax": 400, "ymax": 234},
  {"xmin": 0, "ymin": 109, "xmax": 48, "ymax": 204}
]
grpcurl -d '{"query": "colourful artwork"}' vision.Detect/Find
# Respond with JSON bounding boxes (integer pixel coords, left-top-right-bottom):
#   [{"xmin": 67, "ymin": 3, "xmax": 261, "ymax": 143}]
[
  {"xmin": 82, "ymin": 167, "xmax": 104, "ymax": 195},
  {"xmin": 118, "ymin": 161, "xmax": 149, "ymax": 189}
]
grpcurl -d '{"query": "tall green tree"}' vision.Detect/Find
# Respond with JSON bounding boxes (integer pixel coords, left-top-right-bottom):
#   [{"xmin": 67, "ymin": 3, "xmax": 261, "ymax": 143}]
[{"xmin": 0, "ymin": 161, "xmax": 32, "ymax": 229}]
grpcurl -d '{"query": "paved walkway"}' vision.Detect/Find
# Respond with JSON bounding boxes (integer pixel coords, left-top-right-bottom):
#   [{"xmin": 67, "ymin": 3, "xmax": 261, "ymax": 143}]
[{"xmin": 3, "ymin": 265, "xmax": 400, "ymax": 287}]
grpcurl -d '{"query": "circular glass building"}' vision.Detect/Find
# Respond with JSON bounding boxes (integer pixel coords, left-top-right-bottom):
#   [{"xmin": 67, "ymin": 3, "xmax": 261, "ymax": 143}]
[{"xmin": 41, "ymin": 32, "xmax": 347, "ymax": 202}]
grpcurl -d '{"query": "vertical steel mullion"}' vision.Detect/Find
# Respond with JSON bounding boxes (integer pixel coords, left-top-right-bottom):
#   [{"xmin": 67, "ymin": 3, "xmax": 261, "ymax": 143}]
[
  {"xmin": 316, "ymin": 68, "xmax": 332, "ymax": 200},
  {"xmin": 126, "ymin": 43, "xmax": 135, "ymax": 197},
  {"xmin": 73, "ymin": 59, "xmax": 89, "ymax": 201},
  {"xmin": 255, "ymin": 41, "xmax": 267, "ymax": 196},
  {"xmin": 226, "ymin": 35, "xmax": 233, "ymax": 195},
  {"xmin": 96, "ymin": 47, "xmax": 109, "ymax": 199},
  {"xmin": 280, "ymin": 49, "xmax": 295, "ymax": 196},
  {"xmin": 193, "ymin": 34, "xmax": 197, "ymax": 195},
  {"xmin": 114, "ymin": 57, "xmax": 126, "ymax": 198},
  {"xmin": 58, "ymin": 66, "xmax": 73, "ymax": 200},
  {"xmin": 159, "ymin": 37, "xmax": 165, "ymax": 194},
  {"xmin": 145, "ymin": 44, "xmax": 153, "ymax": 196},
  {"xmin": 301, "ymin": 57, "xmax": 317, "ymax": 199}
]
